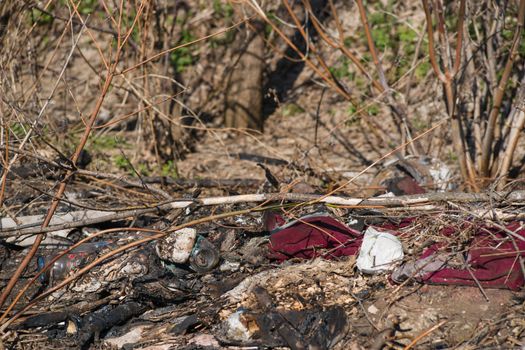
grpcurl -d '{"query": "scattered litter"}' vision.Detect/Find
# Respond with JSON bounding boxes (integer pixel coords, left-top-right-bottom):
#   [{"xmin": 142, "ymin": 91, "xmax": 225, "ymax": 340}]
[
  {"xmin": 222, "ymin": 310, "xmax": 254, "ymax": 342},
  {"xmin": 156, "ymin": 229, "xmax": 219, "ymax": 272},
  {"xmin": 356, "ymin": 227, "xmax": 404, "ymax": 274},
  {"xmin": 2, "ymin": 2, "xmax": 521, "ymax": 348},
  {"xmin": 189, "ymin": 236, "xmax": 220, "ymax": 272},
  {"xmin": 3, "ymin": 198, "xmax": 525, "ymax": 349},
  {"xmin": 37, "ymin": 241, "xmax": 111, "ymax": 284},
  {"xmin": 265, "ymin": 212, "xmax": 525, "ymax": 290},
  {"xmin": 156, "ymin": 228, "xmax": 197, "ymax": 264}
]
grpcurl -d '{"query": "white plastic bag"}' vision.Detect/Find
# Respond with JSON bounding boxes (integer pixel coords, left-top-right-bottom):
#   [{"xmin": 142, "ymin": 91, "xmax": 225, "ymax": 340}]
[{"xmin": 356, "ymin": 227, "xmax": 404, "ymax": 274}]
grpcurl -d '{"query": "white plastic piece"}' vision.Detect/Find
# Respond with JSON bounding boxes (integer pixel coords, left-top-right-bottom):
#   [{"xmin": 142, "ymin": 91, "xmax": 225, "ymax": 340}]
[
  {"xmin": 223, "ymin": 311, "xmax": 253, "ymax": 342},
  {"xmin": 155, "ymin": 227, "xmax": 197, "ymax": 263},
  {"xmin": 356, "ymin": 227, "xmax": 404, "ymax": 274}
]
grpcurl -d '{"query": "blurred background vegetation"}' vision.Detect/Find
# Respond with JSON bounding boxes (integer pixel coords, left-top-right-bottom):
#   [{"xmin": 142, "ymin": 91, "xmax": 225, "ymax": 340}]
[{"xmin": 0, "ymin": 0, "xmax": 524, "ymax": 191}]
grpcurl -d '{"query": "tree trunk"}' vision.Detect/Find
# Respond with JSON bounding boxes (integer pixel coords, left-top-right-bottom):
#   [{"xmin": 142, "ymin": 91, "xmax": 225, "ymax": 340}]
[{"xmin": 225, "ymin": 22, "xmax": 265, "ymax": 131}]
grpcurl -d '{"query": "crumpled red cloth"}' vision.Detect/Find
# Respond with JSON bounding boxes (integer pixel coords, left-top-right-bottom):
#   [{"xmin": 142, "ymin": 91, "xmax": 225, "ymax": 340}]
[
  {"xmin": 266, "ymin": 211, "xmax": 525, "ymax": 290},
  {"xmin": 265, "ymin": 212, "xmax": 362, "ymax": 262},
  {"xmin": 398, "ymin": 223, "xmax": 525, "ymax": 290}
]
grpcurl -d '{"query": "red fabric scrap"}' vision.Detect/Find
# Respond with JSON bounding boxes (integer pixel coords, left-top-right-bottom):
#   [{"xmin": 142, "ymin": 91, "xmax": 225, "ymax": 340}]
[
  {"xmin": 267, "ymin": 213, "xmax": 362, "ymax": 262},
  {"xmin": 412, "ymin": 223, "xmax": 525, "ymax": 290}
]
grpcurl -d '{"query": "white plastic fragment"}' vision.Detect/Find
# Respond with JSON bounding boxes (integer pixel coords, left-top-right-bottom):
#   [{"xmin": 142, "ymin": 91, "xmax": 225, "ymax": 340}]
[
  {"xmin": 155, "ymin": 227, "xmax": 197, "ymax": 263},
  {"xmin": 356, "ymin": 227, "xmax": 404, "ymax": 274},
  {"xmin": 222, "ymin": 311, "xmax": 253, "ymax": 342}
]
